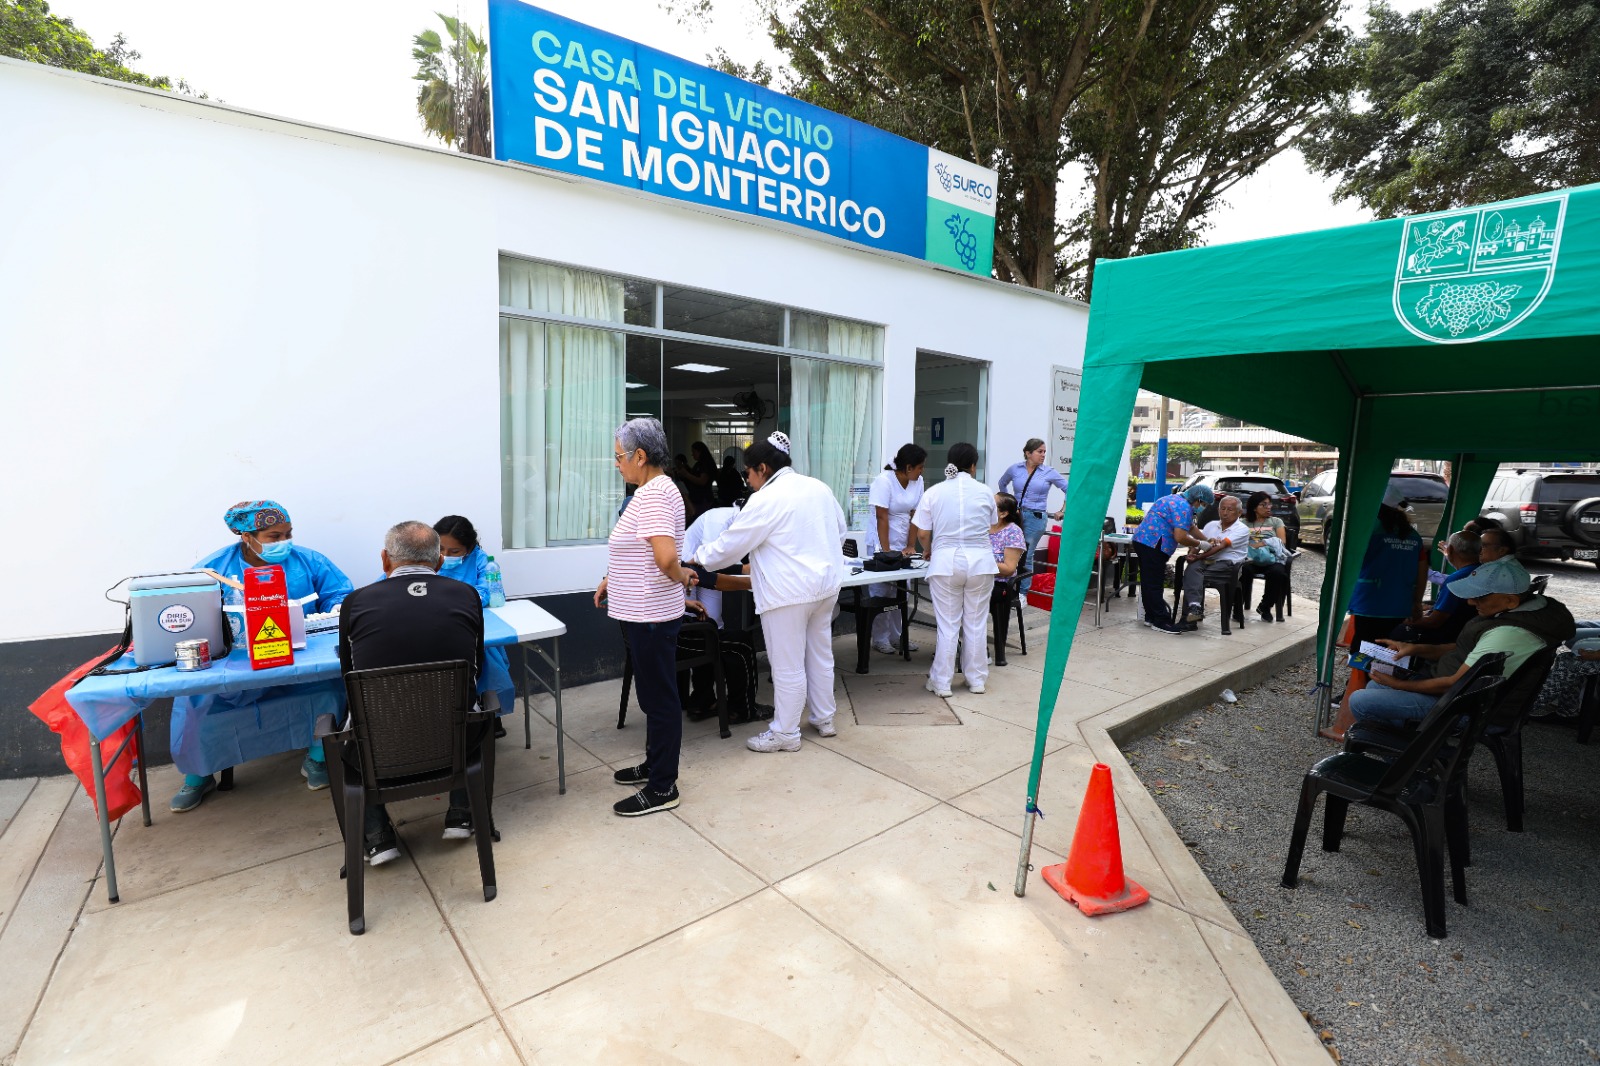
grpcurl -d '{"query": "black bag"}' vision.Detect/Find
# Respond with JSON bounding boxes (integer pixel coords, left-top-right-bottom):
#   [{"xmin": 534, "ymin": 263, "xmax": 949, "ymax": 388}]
[{"xmin": 864, "ymin": 550, "xmax": 911, "ymax": 572}]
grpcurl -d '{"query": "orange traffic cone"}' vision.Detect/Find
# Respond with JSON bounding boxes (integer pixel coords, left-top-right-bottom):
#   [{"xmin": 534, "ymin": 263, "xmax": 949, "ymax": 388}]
[{"xmin": 1041, "ymin": 763, "xmax": 1149, "ymax": 915}]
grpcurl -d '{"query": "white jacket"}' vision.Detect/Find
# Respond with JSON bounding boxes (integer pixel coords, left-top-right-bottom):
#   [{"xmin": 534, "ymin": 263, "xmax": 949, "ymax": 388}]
[
  {"xmin": 694, "ymin": 467, "xmax": 848, "ymax": 612},
  {"xmin": 913, "ymin": 472, "xmax": 999, "ymax": 579}
]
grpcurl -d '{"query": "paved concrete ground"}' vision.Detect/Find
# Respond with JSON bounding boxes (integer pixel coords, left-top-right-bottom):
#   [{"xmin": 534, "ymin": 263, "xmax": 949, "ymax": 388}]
[{"xmin": 2, "ymin": 590, "xmax": 1328, "ymax": 1066}]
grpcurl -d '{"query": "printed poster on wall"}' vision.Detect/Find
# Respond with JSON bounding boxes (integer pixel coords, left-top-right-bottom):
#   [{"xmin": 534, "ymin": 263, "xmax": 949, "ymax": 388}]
[
  {"xmin": 1049, "ymin": 364, "xmax": 1081, "ymax": 477},
  {"xmin": 487, "ymin": 0, "xmax": 998, "ymax": 275}
]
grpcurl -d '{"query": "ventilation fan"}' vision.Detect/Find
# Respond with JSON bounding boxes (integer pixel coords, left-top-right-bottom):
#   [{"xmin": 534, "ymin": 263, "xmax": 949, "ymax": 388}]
[{"xmin": 732, "ymin": 389, "xmax": 775, "ymax": 422}]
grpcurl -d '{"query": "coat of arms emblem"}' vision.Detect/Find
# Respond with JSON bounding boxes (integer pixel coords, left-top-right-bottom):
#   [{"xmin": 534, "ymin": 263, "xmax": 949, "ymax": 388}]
[{"xmin": 1393, "ymin": 194, "xmax": 1566, "ymax": 343}]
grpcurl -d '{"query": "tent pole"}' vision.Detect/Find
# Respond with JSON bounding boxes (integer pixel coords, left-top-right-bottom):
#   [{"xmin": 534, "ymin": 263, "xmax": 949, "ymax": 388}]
[
  {"xmin": 1317, "ymin": 392, "xmax": 1364, "ymax": 732},
  {"xmin": 1013, "ymin": 808, "xmax": 1037, "ymax": 896}
]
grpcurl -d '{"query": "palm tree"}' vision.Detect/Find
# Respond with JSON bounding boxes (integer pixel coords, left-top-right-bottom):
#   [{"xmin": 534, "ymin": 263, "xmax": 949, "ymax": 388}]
[{"xmin": 412, "ymin": 13, "xmax": 490, "ymax": 157}]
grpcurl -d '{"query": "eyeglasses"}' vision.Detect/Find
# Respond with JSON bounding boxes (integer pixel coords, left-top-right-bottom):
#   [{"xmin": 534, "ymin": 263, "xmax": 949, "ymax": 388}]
[{"xmin": 613, "ymin": 453, "xmax": 627, "ymax": 464}]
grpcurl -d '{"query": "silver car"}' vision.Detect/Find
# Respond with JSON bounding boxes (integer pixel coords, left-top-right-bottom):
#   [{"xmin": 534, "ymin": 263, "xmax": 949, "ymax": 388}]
[{"xmin": 1295, "ymin": 469, "xmax": 1449, "ymax": 548}]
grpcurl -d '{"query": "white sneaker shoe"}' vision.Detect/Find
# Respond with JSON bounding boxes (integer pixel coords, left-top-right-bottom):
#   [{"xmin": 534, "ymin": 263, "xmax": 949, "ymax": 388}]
[
  {"xmin": 968, "ymin": 680, "xmax": 986, "ymax": 694},
  {"xmin": 747, "ymin": 729, "xmax": 802, "ymax": 753},
  {"xmin": 905, "ymin": 640, "xmax": 921, "ymax": 652},
  {"xmin": 811, "ymin": 719, "xmax": 837, "ymax": 738},
  {"xmin": 925, "ymin": 677, "xmax": 953, "ymax": 698},
  {"xmin": 872, "ymin": 640, "xmax": 896, "ymax": 655}
]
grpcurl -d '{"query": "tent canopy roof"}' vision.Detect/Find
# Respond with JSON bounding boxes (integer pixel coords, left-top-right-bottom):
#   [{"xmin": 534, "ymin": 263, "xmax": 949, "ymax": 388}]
[{"xmin": 1086, "ymin": 184, "xmax": 1600, "ymax": 454}]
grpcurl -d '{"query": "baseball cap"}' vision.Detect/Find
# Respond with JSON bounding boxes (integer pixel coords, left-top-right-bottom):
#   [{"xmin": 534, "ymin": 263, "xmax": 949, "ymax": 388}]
[{"xmin": 1447, "ymin": 557, "xmax": 1533, "ymax": 599}]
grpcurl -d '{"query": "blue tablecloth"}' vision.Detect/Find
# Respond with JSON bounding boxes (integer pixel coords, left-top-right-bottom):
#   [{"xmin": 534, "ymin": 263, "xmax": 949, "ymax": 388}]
[{"xmin": 64, "ymin": 611, "xmax": 525, "ymax": 757}]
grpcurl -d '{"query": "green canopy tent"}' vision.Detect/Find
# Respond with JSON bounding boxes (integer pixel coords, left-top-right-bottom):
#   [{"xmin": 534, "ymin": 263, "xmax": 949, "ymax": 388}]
[{"xmin": 1016, "ymin": 184, "xmax": 1600, "ymax": 893}]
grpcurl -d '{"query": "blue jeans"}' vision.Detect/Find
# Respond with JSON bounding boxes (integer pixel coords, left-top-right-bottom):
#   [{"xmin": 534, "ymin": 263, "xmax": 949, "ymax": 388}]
[
  {"xmin": 1348, "ymin": 682, "xmax": 1437, "ymax": 729},
  {"xmin": 623, "ymin": 617, "xmax": 685, "ymax": 795},
  {"xmin": 1020, "ymin": 510, "xmax": 1048, "ymax": 591}
]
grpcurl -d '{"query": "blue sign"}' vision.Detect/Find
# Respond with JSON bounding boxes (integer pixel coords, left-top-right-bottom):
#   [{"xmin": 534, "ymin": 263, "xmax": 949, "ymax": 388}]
[{"xmin": 487, "ymin": 0, "xmax": 998, "ymax": 273}]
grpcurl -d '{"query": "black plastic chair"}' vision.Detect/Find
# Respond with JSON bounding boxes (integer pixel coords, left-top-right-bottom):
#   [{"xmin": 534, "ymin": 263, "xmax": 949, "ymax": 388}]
[
  {"xmin": 316, "ymin": 660, "xmax": 497, "ymax": 936},
  {"xmin": 1241, "ymin": 550, "xmax": 1298, "ymax": 621},
  {"xmin": 618, "ymin": 617, "xmax": 730, "ymax": 739},
  {"xmin": 1282, "ymin": 656, "xmax": 1507, "ymax": 939},
  {"xmin": 1346, "ymin": 646, "xmax": 1558, "ymax": 833},
  {"xmin": 1173, "ymin": 557, "xmax": 1246, "ymax": 634},
  {"xmin": 990, "ymin": 566, "xmax": 1031, "ymax": 665}
]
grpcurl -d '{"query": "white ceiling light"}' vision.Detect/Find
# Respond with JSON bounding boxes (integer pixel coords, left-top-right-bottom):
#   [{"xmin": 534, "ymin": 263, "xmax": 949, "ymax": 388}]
[
  {"xmin": 671, "ymin": 362, "xmax": 727, "ymax": 374},
  {"xmin": 625, "ymin": 382, "xmax": 647, "ymax": 390},
  {"xmin": 704, "ymin": 403, "xmax": 736, "ymax": 408}
]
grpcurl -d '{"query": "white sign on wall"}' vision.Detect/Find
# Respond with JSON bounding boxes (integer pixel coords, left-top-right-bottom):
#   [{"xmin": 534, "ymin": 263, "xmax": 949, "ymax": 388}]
[{"xmin": 1049, "ymin": 364, "xmax": 1081, "ymax": 476}]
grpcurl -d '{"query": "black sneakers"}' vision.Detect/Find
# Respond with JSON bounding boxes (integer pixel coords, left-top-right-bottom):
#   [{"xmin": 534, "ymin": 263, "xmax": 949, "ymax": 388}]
[
  {"xmin": 613, "ymin": 786, "xmax": 680, "ymax": 817},
  {"xmin": 613, "ymin": 762, "xmax": 650, "ymax": 786},
  {"xmin": 443, "ymin": 808, "xmax": 473, "ymax": 840},
  {"xmin": 365, "ymin": 827, "xmax": 401, "ymax": 866}
]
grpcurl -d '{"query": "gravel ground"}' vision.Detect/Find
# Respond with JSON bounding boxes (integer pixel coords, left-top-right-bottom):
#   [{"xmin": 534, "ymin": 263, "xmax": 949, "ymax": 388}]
[{"xmin": 1123, "ymin": 556, "xmax": 1600, "ymax": 1066}]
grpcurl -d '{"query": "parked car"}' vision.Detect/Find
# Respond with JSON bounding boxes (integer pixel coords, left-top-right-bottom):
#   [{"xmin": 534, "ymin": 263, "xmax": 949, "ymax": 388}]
[
  {"xmin": 1478, "ymin": 470, "xmax": 1600, "ymax": 567},
  {"xmin": 1177, "ymin": 470, "xmax": 1301, "ymax": 549},
  {"xmin": 1294, "ymin": 469, "xmax": 1449, "ymax": 549}
]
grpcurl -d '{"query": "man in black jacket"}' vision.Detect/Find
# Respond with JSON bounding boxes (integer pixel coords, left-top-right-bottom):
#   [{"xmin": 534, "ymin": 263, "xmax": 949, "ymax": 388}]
[{"xmin": 337, "ymin": 520, "xmax": 489, "ymax": 866}]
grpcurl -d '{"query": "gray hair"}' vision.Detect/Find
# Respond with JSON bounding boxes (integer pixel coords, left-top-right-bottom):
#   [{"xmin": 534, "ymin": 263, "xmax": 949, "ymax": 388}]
[
  {"xmin": 1219, "ymin": 494, "xmax": 1242, "ymax": 510},
  {"xmin": 615, "ymin": 417, "xmax": 670, "ymax": 467},
  {"xmin": 1447, "ymin": 530, "xmax": 1482, "ymax": 562},
  {"xmin": 384, "ymin": 520, "xmax": 441, "ymax": 566}
]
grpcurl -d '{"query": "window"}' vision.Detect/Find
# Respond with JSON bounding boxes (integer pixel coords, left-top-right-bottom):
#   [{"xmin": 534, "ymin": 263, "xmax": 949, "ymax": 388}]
[{"xmin": 499, "ymin": 256, "xmax": 884, "ymax": 547}]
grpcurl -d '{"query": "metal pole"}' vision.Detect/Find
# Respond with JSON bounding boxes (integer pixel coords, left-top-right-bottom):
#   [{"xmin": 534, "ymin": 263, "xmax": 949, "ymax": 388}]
[
  {"xmin": 1156, "ymin": 396, "xmax": 1170, "ymax": 497},
  {"xmin": 1014, "ymin": 808, "xmax": 1037, "ymax": 896},
  {"xmin": 1316, "ymin": 393, "xmax": 1364, "ymax": 732},
  {"xmin": 90, "ymin": 738, "xmax": 119, "ymax": 904}
]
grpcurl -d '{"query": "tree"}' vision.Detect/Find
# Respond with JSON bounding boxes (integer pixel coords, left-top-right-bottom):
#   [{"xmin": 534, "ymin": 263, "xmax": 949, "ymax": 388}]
[
  {"xmin": 1305, "ymin": 0, "xmax": 1600, "ymax": 217},
  {"xmin": 2, "ymin": 0, "xmax": 174, "ymax": 89},
  {"xmin": 748, "ymin": 0, "xmax": 1352, "ymax": 296},
  {"xmin": 1131, "ymin": 442, "xmax": 1202, "ymax": 466},
  {"xmin": 412, "ymin": 13, "xmax": 491, "ymax": 157}
]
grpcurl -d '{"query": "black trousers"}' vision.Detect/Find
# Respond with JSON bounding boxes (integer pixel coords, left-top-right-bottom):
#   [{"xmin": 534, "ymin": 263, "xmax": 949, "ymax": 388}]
[
  {"xmin": 623, "ymin": 617, "xmax": 684, "ymax": 794},
  {"xmin": 1245, "ymin": 562, "xmax": 1289, "ymax": 612},
  {"xmin": 1134, "ymin": 541, "xmax": 1175, "ymax": 628}
]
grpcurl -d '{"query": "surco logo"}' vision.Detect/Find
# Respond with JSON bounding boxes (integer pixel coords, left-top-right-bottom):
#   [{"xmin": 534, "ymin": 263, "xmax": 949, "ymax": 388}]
[{"xmin": 1393, "ymin": 194, "xmax": 1566, "ymax": 344}]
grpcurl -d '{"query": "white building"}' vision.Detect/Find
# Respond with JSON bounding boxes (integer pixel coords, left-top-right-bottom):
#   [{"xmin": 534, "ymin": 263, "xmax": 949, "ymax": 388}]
[{"xmin": 0, "ymin": 56, "xmax": 1087, "ymax": 728}]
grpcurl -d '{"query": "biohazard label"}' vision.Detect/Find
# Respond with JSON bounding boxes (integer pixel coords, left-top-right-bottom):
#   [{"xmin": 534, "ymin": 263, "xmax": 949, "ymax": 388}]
[
  {"xmin": 255, "ymin": 618, "xmax": 286, "ymax": 642},
  {"xmin": 252, "ymin": 639, "xmax": 291, "ymax": 661}
]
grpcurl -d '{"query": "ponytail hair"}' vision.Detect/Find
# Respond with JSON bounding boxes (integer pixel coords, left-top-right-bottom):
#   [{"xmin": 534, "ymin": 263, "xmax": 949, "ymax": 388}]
[
  {"xmin": 947, "ymin": 442, "xmax": 979, "ymax": 474},
  {"xmin": 885, "ymin": 442, "xmax": 928, "ymax": 473},
  {"xmin": 995, "ymin": 492, "xmax": 1022, "ymax": 528}
]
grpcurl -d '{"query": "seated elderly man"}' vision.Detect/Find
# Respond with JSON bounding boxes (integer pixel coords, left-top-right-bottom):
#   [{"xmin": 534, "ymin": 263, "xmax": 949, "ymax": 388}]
[
  {"xmin": 336, "ymin": 520, "xmax": 491, "ymax": 866},
  {"xmin": 1478, "ymin": 526, "xmax": 1515, "ymax": 564},
  {"xmin": 1348, "ymin": 557, "xmax": 1575, "ymax": 729},
  {"xmin": 1398, "ymin": 530, "xmax": 1482, "ymax": 645},
  {"xmin": 1180, "ymin": 494, "xmax": 1248, "ymax": 628}
]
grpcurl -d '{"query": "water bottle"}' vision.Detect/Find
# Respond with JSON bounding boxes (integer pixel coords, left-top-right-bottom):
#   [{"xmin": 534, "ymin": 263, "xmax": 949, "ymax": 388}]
[{"xmin": 485, "ymin": 556, "xmax": 506, "ymax": 607}]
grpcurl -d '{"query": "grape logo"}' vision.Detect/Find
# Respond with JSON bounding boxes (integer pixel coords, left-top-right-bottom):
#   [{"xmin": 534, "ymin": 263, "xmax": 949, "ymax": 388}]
[
  {"xmin": 1394, "ymin": 194, "xmax": 1566, "ymax": 344},
  {"xmin": 933, "ymin": 162, "xmax": 953, "ymax": 194},
  {"xmin": 944, "ymin": 214, "xmax": 978, "ymax": 270}
]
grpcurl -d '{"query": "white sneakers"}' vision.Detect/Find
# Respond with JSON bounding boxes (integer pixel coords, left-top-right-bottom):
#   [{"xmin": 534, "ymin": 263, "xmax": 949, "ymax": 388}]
[
  {"xmin": 812, "ymin": 719, "xmax": 837, "ymax": 738},
  {"xmin": 873, "ymin": 639, "xmax": 921, "ymax": 654},
  {"xmin": 747, "ymin": 729, "xmax": 802, "ymax": 753},
  {"xmin": 968, "ymin": 681, "xmax": 986, "ymax": 694},
  {"xmin": 925, "ymin": 677, "xmax": 954, "ymax": 698}
]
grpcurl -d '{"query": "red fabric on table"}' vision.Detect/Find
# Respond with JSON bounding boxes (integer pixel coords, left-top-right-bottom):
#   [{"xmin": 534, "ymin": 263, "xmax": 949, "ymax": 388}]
[{"xmin": 28, "ymin": 649, "xmax": 143, "ymax": 820}]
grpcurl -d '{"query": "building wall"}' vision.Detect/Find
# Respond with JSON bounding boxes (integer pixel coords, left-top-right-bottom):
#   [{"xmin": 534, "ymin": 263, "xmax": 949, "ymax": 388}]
[{"xmin": 0, "ymin": 57, "xmax": 1087, "ymax": 647}]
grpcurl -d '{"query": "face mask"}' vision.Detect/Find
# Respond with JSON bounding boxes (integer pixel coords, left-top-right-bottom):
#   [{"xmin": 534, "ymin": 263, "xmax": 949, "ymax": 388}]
[
  {"xmin": 440, "ymin": 554, "xmax": 466, "ymax": 570},
  {"xmin": 254, "ymin": 537, "xmax": 292, "ymax": 563}
]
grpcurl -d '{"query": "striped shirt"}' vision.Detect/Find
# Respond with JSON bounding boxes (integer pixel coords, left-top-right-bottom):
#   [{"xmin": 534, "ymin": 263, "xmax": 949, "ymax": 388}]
[{"xmin": 607, "ymin": 474, "xmax": 687, "ymax": 623}]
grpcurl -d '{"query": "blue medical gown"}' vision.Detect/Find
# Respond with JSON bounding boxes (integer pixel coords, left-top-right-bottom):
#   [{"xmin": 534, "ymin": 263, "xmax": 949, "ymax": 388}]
[
  {"xmin": 170, "ymin": 543, "xmax": 354, "ymax": 776},
  {"xmin": 438, "ymin": 546, "xmax": 517, "ymax": 716}
]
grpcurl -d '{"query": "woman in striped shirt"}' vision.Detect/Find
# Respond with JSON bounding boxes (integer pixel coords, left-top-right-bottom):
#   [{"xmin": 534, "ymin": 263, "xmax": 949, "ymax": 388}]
[{"xmin": 595, "ymin": 417, "xmax": 698, "ymax": 818}]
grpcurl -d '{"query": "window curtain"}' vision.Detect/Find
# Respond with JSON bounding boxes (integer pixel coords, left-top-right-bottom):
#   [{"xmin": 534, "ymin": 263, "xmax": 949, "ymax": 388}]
[
  {"xmin": 499, "ymin": 260, "xmax": 627, "ymax": 546},
  {"xmin": 787, "ymin": 315, "xmax": 882, "ymax": 507}
]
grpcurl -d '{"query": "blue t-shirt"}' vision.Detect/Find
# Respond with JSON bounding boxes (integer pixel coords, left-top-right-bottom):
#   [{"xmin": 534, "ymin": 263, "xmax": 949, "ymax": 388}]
[
  {"xmin": 1133, "ymin": 494, "xmax": 1193, "ymax": 555},
  {"xmin": 1348, "ymin": 526, "xmax": 1424, "ymax": 618},
  {"xmin": 1434, "ymin": 562, "xmax": 1479, "ymax": 613}
]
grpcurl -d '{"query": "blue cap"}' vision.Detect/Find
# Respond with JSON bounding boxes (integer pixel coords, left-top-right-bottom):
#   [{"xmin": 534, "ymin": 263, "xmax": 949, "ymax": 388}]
[
  {"xmin": 1447, "ymin": 557, "xmax": 1532, "ymax": 599},
  {"xmin": 1183, "ymin": 484, "xmax": 1215, "ymax": 507}
]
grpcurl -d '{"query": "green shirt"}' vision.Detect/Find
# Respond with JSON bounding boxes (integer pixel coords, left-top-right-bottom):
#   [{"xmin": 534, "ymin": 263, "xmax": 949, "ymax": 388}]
[{"xmin": 1464, "ymin": 615, "xmax": 1549, "ymax": 677}]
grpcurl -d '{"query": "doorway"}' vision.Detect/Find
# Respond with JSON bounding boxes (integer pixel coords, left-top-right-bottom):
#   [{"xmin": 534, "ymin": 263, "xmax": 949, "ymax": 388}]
[{"xmin": 913, "ymin": 351, "xmax": 989, "ymax": 486}]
